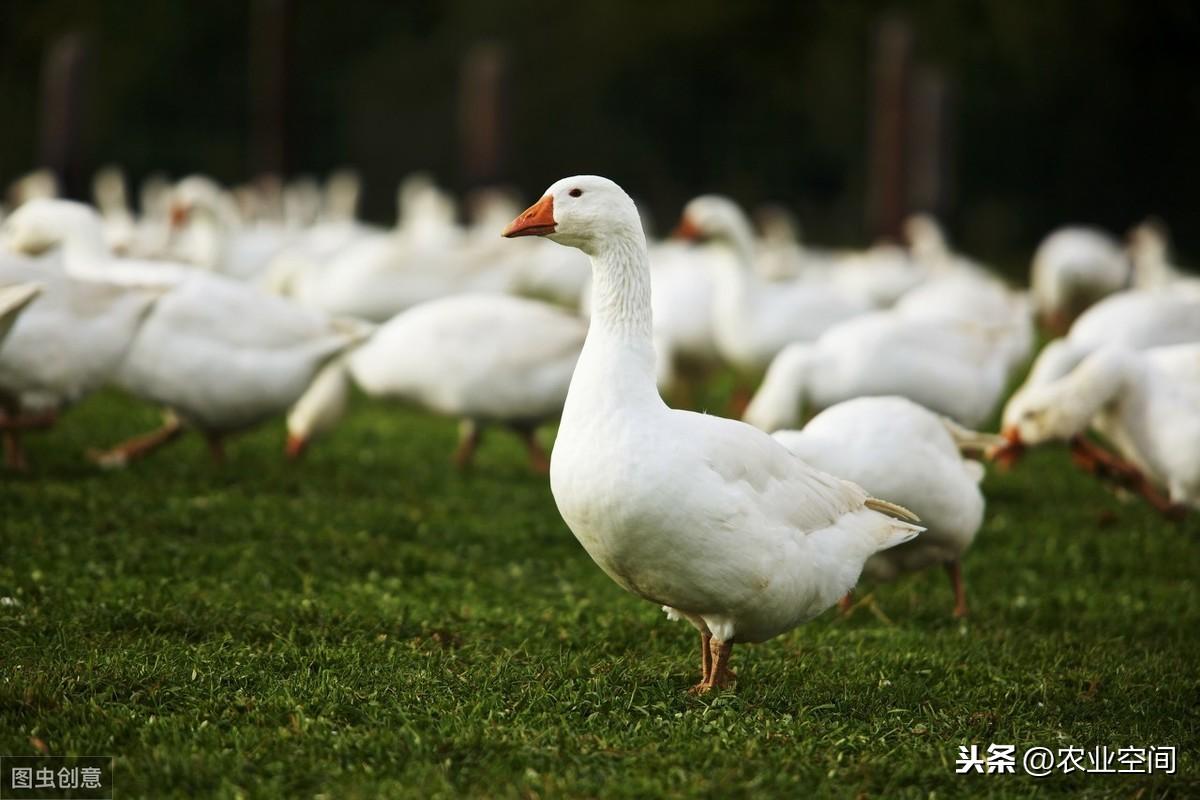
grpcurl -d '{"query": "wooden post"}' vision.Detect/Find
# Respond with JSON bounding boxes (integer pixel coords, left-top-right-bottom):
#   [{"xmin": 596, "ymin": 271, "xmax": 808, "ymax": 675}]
[
  {"xmin": 37, "ymin": 32, "xmax": 93, "ymax": 199},
  {"xmin": 458, "ymin": 43, "xmax": 509, "ymax": 190},
  {"xmin": 908, "ymin": 67, "xmax": 954, "ymax": 218},
  {"xmin": 866, "ymin": 17, "xmax": 912, "ymax": 242},
  {"xmin": 249, "ymin": 0, "xmax": 292, "ymax": 178}
]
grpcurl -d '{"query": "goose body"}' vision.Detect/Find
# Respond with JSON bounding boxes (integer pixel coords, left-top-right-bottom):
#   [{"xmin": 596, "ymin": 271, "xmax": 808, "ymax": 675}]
[
  {"xmin": 504, "ymin": 176, "xmax": 921, "ymax": 690},
  {"xmin": 287, "ymin": 293, "xmax": 586, "ymax": 469},
  {"xmin": 1030, "ymin": 226, "xmax": 1130, "ymax": 330},
  {"xmin": 351, "ymin": 293, "xmax": 584, "ymax": 422},
  {"xmin": 773, "ymin": 397, "xmax": 992, "ymax": 615},
  {"xmin": 0, "ymin": 253, "xmax": 159, "ymax": 412},
  {"xmin": 1004, "ymin": 344, "xmax": 1200, "ymax": 510},
  {"xmin": 117, "ymin": 271, "xmax": 352, "ymax": 433},
  {"xmin": 744, "ymin": 311, "xmax": 1011, "ymax": 432}
]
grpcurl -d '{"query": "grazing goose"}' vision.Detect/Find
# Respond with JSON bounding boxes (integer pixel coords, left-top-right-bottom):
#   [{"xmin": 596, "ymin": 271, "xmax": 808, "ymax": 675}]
[
  {"xmin": 503, "ymin": 175, "xmax": 922, "ymax": 692},
  {"xmin": 1002, "ymin": 288, "xmax": 1200, "ymax": 441},
  {"xmin": 1030, "ymin": 226, "xmax": 1130, "ymax": 333},
  {"xmin": 4, "ymin": 198, "xmax": 360, "ymax": 465},
  {"xmin": 997, "ymin": 343, "xmax": 1200, "ymax": 515},
  {"xmin": 286, "ymin": 293, "xmax": 585, "ymax": 471},
  {"xmin": 675, "ymin": 195, "xmax": 870, "ymax": 373},
  {"xmin": 773, "ymin": 397, "xmax": 999, "ymax": 617},
  {"xmin": 743, "ymin": 310, "xmax": 1012, "ymax": 433},
  {"xmin": 0, "ymin": 251, "xmax": 161, "ymax": 469}
]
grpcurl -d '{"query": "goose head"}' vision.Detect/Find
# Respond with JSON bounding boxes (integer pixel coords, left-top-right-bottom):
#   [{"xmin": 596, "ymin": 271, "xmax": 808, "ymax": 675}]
[
  {"xmin": 284, "ymin": 358, "xmax": 352, "ymax": 461},
  {"xmin": 672, "ymin": 195, "xmax": 757, "ymax": 264},
  {"xmin": 994, "ymin": 378, "xmax": 1087, "ymax": 467},
  {"xmin": 2, "ymin": 198, "xmax": 101, "ymax": 256},
  {"xmin": 502, "ymin": 175, "xmax": 642, "ymax": 255},
  {"xmin": 168, "ymin": 175, "xmax": 240, "ymax": 231}
]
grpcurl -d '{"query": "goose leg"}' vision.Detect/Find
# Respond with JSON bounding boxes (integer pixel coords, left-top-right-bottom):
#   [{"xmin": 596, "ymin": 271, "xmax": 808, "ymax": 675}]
[
  {"xmin": 945, "ymin": 560, "xmax": 968, "ymax": 618},
  {"xmin": 838, "ymin": 591, "xmax": 854, "ymax": 615},
  {"xmin": 1070, "ymin": 437, "xmax": 1180, "ymax": 517},
  {"xmin": 453, "ymin": 419, "xmax": 482, "ymax": 470},
  {"xmin": 0, "ymin": 403, "xmax": 56, "ymax": 471},
  {"xmin": 703, "ymin": 638, "xmax": 736, "ymax": 691},
  {"xmin": 88, "ymin": 414, "xmax": 184, "ymax": 468},
  {"xmin": 517, "ymin": 427, "xmax": 550, "ymax": 474},
  {"xmin": 1069, "ymin": 436, "xmax": 1139, "ymax": 481}
]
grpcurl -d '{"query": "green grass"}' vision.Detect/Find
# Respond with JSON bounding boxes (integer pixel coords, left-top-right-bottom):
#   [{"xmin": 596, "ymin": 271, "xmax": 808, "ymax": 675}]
[{"xmin": 2, "ymin": 387, "xmax": 1198, "ymax": 799}]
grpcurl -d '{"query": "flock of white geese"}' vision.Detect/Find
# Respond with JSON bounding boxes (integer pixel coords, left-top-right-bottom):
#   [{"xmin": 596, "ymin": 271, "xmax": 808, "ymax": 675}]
[{"xmin": 2, "ymin": 168, "xmax": 1197, "ymax": 692}]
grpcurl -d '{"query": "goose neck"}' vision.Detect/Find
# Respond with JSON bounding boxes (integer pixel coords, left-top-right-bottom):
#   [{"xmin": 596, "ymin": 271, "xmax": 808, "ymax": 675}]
[{"xmin": 587, "ymin": 232, "xmax": 654, "ymax": 344}]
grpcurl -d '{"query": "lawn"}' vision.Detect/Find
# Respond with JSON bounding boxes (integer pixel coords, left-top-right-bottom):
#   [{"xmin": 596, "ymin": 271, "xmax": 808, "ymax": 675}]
[{"xmin": 2, "ymin": 386, "xmax": 1197, "ymax": 798}]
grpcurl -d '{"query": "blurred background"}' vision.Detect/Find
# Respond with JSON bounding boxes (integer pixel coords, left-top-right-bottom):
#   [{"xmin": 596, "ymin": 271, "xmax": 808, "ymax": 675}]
[{"xmin": 2, "ymin": 0, "xmax": 1197, "ymax": 274}]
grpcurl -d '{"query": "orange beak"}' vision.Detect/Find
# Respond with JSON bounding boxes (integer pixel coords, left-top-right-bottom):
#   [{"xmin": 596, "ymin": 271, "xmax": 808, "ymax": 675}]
[
  {"xmin": 285, "ymin": 433, "xmax": 308, "ymax": 461},
  {"xmin": 672, "ymin": 215, "xmax": 703, "ymax": 241},
  {"xmin": 169, "ymin": 203, "xmax": 190, "ymax": 229},
  {"xmin": 502, "ymin": 195, "xmax": 556, "ymax": 238},
  {"xmin": 990, "ymin": 426, "xmax": 1026, "ymax": 470}
]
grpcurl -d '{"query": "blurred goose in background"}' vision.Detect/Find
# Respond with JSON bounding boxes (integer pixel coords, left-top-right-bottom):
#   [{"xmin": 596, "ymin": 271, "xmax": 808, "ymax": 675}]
[
  {"xmin": 1002, "ymin": 288, "xmax": 1200, "ymax": 437},
  {"xmin": 5, "ymin": 169, "xmax": 59, "ymax": 210},
  {"xmin": 773, "ymin": 396, "xmax": 1000, "ymax": 617},
  {"xmin": 3, "ymin": 198, "xmax": 362, "ymax": 466},
  {"xmin": 503, "ymin": 175, "xmax": 922, "ymax": 691},
  {"xmin": 1127, "ymin": 220, "xmax": 1200, "ymax": 294},
  {"xmin": 997, "ymin": 343, "xmax": 1200, "ymax": 515},
  {"xmin": 0, "ymin": 247, "xmax": 161, "ymax": 469},
  {"xmin": 675, "ymin": 195, "xmax": 871, "ymax": 374},
  {"xmin": 828, "ymin": 242, "xmax": 925, "ymax": 309},
  {"xmin": 1030, "ymin": 226, "xmax": 1130, "ymax": 333},
  {"xmin": 167, "ymin": 175, "xmax": 297, "ymax": 281},
  {"xmin": 903, "ymin": 214, "xmax": 997, "ymax": 282},
  {"xmin": 92, "ymin": 166, "xmax": 137, "ymax": 254},
  {"xmin": 744, "ymin": 310, "xmax": 1013, "ymax": 432},
  {"xmin": 894, "ymin": 272, "xmax": 1034, "ymax": 373},
  {"xmin": 286, "ymin": 293, "xmax": 584, "ymax": 470}
]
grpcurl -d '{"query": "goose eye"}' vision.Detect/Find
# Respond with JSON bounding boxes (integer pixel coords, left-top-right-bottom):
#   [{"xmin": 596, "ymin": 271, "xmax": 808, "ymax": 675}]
[{"xmin": 569, "ymin": 188, "xmax": 582, "ymax": 198}]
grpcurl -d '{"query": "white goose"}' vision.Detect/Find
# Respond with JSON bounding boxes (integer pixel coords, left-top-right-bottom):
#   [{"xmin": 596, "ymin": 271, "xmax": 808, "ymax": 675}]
[
  {"xmin": 1030, "ymin": 226, "xmax": 1130, "ymax": 332},
  {"xmin": 502, "ymin": 176, "xmax": 922, "ymax": 692},
  {"xmin": 743, "ymin": 310, "xmax": 1012, "ymax": 433},
  {"xmin": 772, "ymin": 397, "xmax": 998, "ymax": 617},
  {"xmin": 1002, "ymin": 288, "xmax": 1200, "ymax": 437},
  {"xmin": 286, "ymin": 293, "xmax": 585, "ymax": 471},
  {"xmin": 0, "ymin": 251, "xmax": 161, "ymax": 469},
  {"xmin": 998, "ymin": 343, "xmax": 1200, "ymax": 514},
  {"xmin": 675, "ymin": 195, "xmax": 870, "ymax": 373},
  {"xmin": 4, "ymin": 199, "xmax": 360, "ymax": 465}
]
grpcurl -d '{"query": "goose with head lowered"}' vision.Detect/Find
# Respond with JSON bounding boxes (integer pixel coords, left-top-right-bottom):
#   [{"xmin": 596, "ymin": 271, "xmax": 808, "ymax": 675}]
[
  {"xmin": 502, "ymin": 176, "xmax": 923, "ymax": 692},
  {"xmin": 996, "ymin": 343, "xmax": 1200, "ymax": 516}
]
